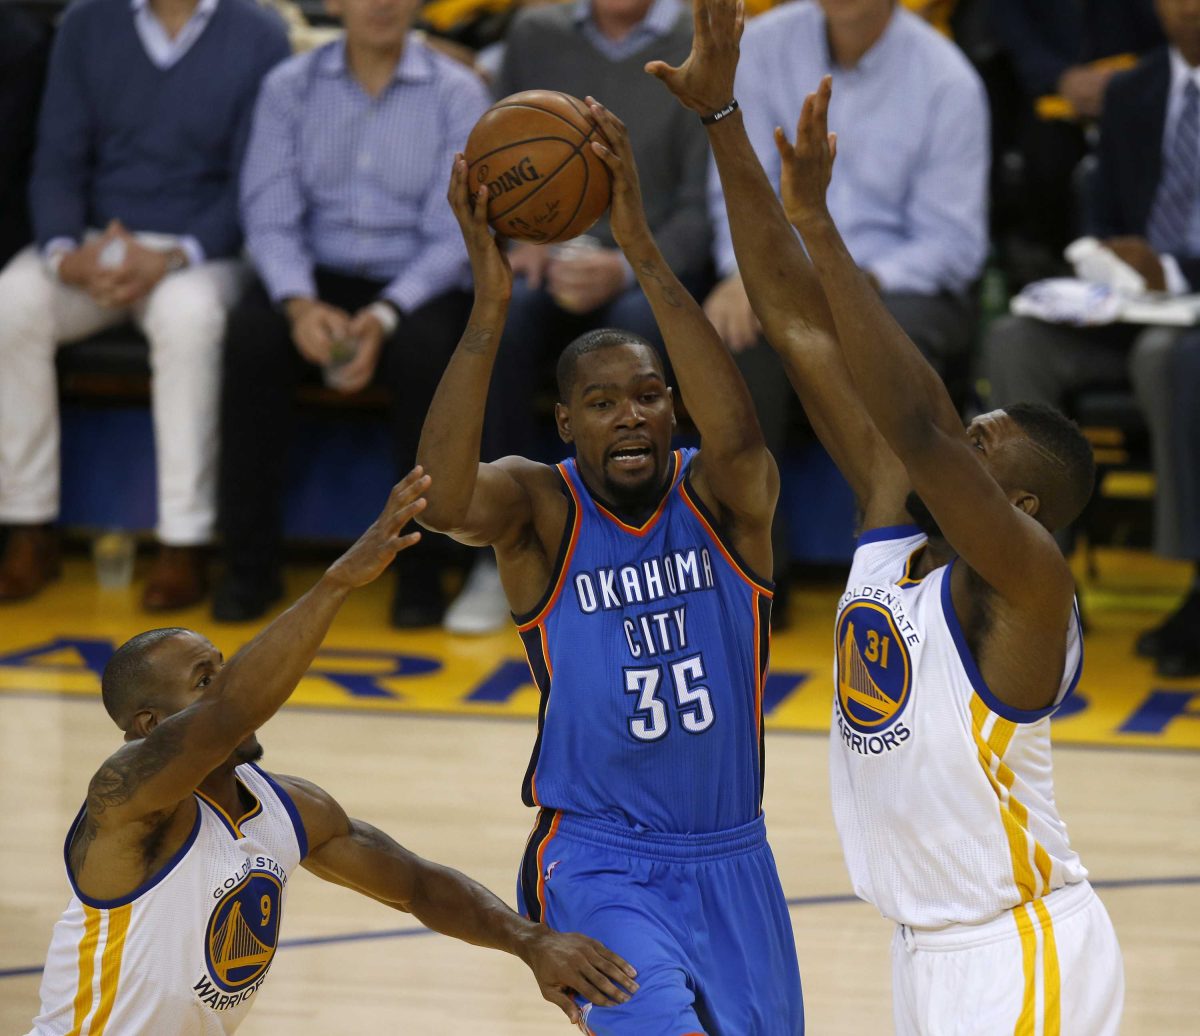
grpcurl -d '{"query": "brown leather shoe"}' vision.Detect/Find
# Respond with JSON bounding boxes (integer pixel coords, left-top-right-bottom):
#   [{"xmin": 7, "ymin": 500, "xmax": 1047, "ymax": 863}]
[
  {"xmin": 142, "ymin": 545, "xmax": 209, "ymax": 611},
  {"xmin": 0, "ymin": 525, "xmax": 61, "ymax": 602}
]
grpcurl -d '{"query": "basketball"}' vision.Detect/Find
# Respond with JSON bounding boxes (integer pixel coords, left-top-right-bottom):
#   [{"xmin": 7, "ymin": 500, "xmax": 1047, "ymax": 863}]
[{"xmin": 464, "ymin": 90, "xmax": 612, "ymax": 244}]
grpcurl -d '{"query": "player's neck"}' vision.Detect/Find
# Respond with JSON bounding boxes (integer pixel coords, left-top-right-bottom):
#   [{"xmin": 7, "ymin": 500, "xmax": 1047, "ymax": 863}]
[
  {"xmin": 197, "ymin": 764, "xmax": 244, "ymax": 817},
  {"xmin": 914, "ymin": 537, "xmax": 956, "ymax": 578},
  {"xmin": 582, "ymin": 472, "xmax": 670, "ymax": 528}
]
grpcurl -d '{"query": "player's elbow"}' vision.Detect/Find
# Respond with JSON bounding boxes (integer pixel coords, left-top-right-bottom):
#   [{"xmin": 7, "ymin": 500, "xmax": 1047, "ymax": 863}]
[{"xmin": 415, "ymin": 498, "xmax": 467, "ymax": 536}]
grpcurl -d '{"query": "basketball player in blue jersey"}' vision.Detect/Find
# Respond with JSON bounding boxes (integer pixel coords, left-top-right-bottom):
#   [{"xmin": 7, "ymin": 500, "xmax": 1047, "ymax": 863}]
[
  {"xmin": 26, "ymin": 469, "xmax": 637, "ymax": 1036},
  {"xmin": 651, "ymin": 3, "xmax": 1122, "ymax": 1031},
  {"xmin": 417, "ymin": 106, "xmax": 803, "ymax": 1032}
]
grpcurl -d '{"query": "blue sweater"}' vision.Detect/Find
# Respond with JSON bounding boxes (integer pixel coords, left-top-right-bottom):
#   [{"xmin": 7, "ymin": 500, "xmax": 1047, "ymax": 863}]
[{"xmin": 30, "ymin": 0, "xmax": 290, "ymax": 259}]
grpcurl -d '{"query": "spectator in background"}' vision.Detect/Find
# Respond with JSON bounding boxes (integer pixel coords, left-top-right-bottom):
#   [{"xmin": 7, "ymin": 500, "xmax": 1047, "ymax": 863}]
[
  {"xmin": 984, "ymin": 0, "xmax": 1200, "ymax": 676},
  {"xmin": 449, "ymin": 0, "xmax": 711, "ymax": 635},
  {"xmin": 990, "ymin": 0, "xmax": 1163, "ymax": 279},
  {"xmin": 0, "ymin": 6, "xmax": 49, "ymax": 269},
  {"xmin": 704, "ymin": 0, "xmax": 988, "ymax": 613},
  {"xmin": 218, "ymin": 0, "xmax": 490, "ymax": 629},
  {"xmin": 0, "ymin": 0, "xmax": 289, "ymax": 610}
]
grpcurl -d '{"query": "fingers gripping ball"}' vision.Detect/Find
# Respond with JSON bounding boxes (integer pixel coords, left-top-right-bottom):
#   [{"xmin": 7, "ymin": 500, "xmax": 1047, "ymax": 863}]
[{"xmin": 464, "ymin": 90, "xmax": 613, "ymax": 244}]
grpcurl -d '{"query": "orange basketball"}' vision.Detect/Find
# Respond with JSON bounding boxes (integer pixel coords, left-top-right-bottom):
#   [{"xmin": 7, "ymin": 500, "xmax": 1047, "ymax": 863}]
[{"xmin": 464, "ymin": 90, "xmax": 612, "ymax": 244}]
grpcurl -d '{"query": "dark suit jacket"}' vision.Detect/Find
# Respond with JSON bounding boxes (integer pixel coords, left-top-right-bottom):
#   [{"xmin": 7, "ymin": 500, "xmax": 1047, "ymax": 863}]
[
  {"xmin": 990, "ymin": 0, "xmax": 1162, "ymax": 97},
  {"xmin": 1088, "ymin": 48, "xmax": 1200, "ymax": 287},
  {"xmin": 0, "ymin": 7, "xmax": 49, "ymax": 267}
]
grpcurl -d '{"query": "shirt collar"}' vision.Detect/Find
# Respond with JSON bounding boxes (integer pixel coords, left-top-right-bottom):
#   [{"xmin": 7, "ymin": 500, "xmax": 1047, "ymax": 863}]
[
  {"xmin": 317, "ymin": 34, "xmax": 434, "ymax": 84},
  {"xmin": 818, "ymin": 3, "xmax": 900, "ymax": 75},
  {"xmin": 573, "ymin": 0, "xmax": 680, "ymax": 38},
  {"xmin": 1168, "ymin": 47, "xmax": 1200, "ymax": 97},
  {"xmin": 130, "ymin": 0, "xmax": 219, "ymax": 17}
]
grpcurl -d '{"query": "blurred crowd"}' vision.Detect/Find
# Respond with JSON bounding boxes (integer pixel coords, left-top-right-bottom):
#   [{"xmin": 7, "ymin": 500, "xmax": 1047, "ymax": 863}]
[{"xmin": 0, "ymin": 0, "xmax": 1198, "ymax": 675}]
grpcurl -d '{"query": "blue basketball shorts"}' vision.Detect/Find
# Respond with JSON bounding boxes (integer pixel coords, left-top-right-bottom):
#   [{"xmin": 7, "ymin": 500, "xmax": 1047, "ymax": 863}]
[{"xmin": 517, "ymin": 810, "xmax": 804, "ymax": 1035}]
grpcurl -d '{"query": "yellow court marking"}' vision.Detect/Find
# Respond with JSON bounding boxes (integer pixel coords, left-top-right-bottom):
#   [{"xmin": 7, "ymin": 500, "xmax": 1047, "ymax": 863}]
[{"xmin": 1, "ymin": 557, "xmax": 1199, "ymax": 750}]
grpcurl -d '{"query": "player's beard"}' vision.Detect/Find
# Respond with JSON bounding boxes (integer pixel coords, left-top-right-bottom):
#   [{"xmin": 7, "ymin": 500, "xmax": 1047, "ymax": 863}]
[
  {"xmin": 601, "ymin": 449, "xmax": 667, "ymax": 513},
  {"xmin": 234, "ymin": 738, "xmax": 264, "ymax": 764},
  {"xmin": 905, "ymin": 490, "xmax": 945, "ymax": 541}
]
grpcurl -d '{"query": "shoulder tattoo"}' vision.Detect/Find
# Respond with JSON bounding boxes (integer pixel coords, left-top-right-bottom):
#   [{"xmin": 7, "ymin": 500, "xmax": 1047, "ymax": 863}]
[{"xmin": 88, "ymin": 721, "xmax": 188, "ymax": 817}]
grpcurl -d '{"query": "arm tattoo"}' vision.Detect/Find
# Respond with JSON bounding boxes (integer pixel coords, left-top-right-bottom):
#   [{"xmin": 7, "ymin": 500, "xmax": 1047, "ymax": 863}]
[
  {"xmin": 638, "ymin": 260, "xmax": 684, "ymax": 308},
  {"xmin": 461, "ymin": 324, "xmax": 495, "ymax": 355},
  {"xmin": 88, "ymin": 721, "xmax": 187, "ymax": 817}
]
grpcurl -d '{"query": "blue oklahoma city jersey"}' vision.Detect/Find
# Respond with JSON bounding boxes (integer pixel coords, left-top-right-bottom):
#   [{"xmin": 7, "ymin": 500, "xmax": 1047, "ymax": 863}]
[{"xmin": 516, "ymin": 449, "xmax": 773, "ymax": 833}]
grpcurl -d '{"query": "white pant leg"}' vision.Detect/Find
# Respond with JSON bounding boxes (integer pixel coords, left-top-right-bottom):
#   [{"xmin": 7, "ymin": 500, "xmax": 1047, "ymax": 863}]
[
  {"xmin": 0, "ymin": 246, "xmax": 129, "ymax": 524},
  {"xmin": 134, "ymin": 258, "xmax": 247, "ymax": 546},
  {"xmin": 892, "ymin": 884, "xmax": 1123, "ymax": 1036},
  {"xmin": 891, "ymin": 926, "xmax": 923, "ymax": 1036}
]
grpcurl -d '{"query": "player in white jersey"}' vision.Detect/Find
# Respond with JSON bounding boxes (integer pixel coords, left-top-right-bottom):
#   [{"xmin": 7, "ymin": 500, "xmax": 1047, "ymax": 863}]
[
  {"xmin": 649, "ymin": 3, "xmax": 1123, "ymax": 1031},
  {"xmin": 26, "ymin": 468, "xmax": 637, "ymax": 1036}
]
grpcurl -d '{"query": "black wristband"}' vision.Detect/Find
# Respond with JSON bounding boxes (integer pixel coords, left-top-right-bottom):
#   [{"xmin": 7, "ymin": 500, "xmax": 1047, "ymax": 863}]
[{"xmin": 701, "ymin": 99, "xmax": 739, "ymax": 125}]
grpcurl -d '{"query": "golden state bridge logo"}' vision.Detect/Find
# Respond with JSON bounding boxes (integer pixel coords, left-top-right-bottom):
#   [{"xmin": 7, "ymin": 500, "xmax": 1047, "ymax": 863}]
[
  {"xmin": 199, "ymin": 870, "xmax": 283, "ymax": 1004},
  {"xmin": 835, "ymin": 601, "xmax": 912, "ymax": 737}
]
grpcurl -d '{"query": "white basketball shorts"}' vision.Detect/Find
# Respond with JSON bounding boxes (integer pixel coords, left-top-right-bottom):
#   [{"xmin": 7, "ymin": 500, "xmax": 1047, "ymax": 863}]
[{"xmin": 891, "ymin": 881, "xmax": 1123, "ymax": 1035}]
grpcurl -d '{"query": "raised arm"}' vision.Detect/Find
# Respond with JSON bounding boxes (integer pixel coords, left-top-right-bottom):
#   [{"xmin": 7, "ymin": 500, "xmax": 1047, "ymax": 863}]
[
  {"xmin": 86, "ymin": 472, "xmax": 429, "ymax": 829},
  {"xmin": 783, "ymin": 79, "xmax": 1073, "ymax": 610},
  {"xmin": 415, "ymin": 158, "xmax": 542, "ymax": 551},
  {"xmin": 282, "ymin": 775, "xmax": 638, "ymax": 1026},
  {"xmin": 586, "ymin": 98, "xmax": 777, "ymax": 570},
  {"xmin": 646, "ymin": 0, "xmax": 906, "ymax": 524}
]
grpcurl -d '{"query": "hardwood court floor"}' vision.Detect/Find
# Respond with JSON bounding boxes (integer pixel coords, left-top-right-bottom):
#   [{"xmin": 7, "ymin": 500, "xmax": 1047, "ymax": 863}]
[{"xmin": 1, "ymin": 549, "xmax": 1198, "ymax": 1033}]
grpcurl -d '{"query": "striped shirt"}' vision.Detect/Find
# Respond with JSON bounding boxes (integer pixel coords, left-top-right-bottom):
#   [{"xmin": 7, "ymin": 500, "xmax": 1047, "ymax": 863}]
[
  {"xmin": 573, "ymin": 0, "xmax": 682, "ymax": 63},
  {"xmin": 241, "ymin": 36, "xmax": 490, "ymax": 311}
]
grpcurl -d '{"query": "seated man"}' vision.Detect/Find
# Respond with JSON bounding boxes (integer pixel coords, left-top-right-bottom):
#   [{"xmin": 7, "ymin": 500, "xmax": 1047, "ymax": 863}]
[
  {"xmin": 449, "ymin": 0, "xmax": 713, "ymax": 636},
  {"xmin": 0, "ymin": 0, "xmax": 290, "ymax": 610},
  {"xmin": 990, "ymin": 0, "xmax": 1162, "ymax": 272},
  {"xmin": 218, "ymin": 0, "xmax": 491, "ymax": 628},
  {"xmin": 704, "ymin": 0, "xmax": 989, "ymax": 607},
  {"xmin": 983, "ymin": 0, "xmax": 1200, "ymax": 675}
]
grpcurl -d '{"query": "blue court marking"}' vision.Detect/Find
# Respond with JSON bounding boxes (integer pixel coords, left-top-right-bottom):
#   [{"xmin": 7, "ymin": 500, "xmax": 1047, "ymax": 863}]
[
  {"xmin": 3, "ymin": 874, "xmax": 1198, "ymax": 982},
  {"xmin": 3, "ymin": 686, "xmax": 1199, "ymax": 754}
]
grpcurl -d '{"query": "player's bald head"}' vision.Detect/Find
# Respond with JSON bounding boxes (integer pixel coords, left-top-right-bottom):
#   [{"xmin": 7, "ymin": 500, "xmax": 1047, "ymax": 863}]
[{"xmin": 101, "ymin": 628, "xmax": 194, "ymax": 730}]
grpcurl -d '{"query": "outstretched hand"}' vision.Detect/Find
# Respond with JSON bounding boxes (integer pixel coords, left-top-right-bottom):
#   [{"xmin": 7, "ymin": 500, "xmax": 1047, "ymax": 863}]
[
  {"xmin": 447, "ymin": 153, "xmax": 513, "ymax": 301},
  {"xmin": 325, "ymin": 467, "xmax": 428, "ymax": 590},
  {"xmin": 645, "ymin": 0, "xmax": 744, "ymax": 116},
  {"xmin": 523, "ymin": 927, "xmax": 639, "ymax": 1025},
  {"xmin": 586, "ymin": 99, "xmax": 651, "ymax": 249},
  {"xmin": 774, "ymin": 76, "xmax": 838, "ymax": 231}
]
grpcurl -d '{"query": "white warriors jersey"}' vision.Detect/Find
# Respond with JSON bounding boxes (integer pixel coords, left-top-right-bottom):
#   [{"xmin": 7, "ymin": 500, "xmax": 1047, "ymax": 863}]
[
  {"xmin": 29, "ymin": 763, "xmax": 307, "ymax": 1036},
  {"xmin": 830, "ymin": 525, "xmax": 1088, "ymax": 929}
]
